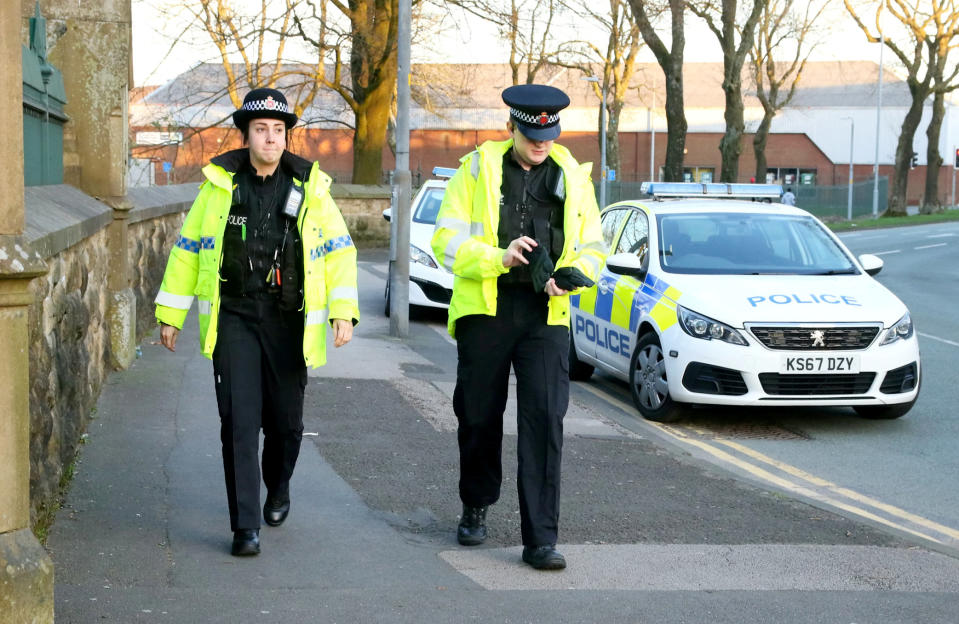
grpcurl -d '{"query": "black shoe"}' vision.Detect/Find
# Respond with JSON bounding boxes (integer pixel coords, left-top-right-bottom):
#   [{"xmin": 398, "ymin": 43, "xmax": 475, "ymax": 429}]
[
  {"xmin": 263, "ymin": 494, "xmax": 290, "ymax": 527},
  {"xmin": 231, "ymin": 529, "xmax": 260, "ymax": 556},
  {"xmin": 456, "ymin": 505, "xmax": 488, "ymax": 546},
  {"xmin": 522, "ymin": 545, "xmax": 566, "ymax": 570}
]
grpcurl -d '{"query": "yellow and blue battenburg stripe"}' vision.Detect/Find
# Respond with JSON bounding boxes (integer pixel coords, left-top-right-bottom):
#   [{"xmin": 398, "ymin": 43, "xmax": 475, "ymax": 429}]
[
  {"xmin": 174, "ymin": 236, "xmax": 217, "ymax": 253},
  {"xmin": 572, "ymin": 271, "xmax": 682, "ymax": 333},
  {"xmin": 309, "ymin": 235, "xmax": 354, "ymax": 261}
]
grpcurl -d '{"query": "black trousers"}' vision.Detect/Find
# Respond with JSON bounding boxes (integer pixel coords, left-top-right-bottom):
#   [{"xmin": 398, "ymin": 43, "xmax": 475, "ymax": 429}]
[
  {"xmin": 212, "ymin": 303, "xmax": 306, "ymax": 531},
  {"xmin": 453, "ymin": 285, "xmax": 570, "ymax": 546}
]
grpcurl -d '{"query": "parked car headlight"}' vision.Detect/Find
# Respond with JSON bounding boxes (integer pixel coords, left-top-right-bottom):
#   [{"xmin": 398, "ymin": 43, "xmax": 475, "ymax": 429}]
[
  {"xmin": 677, "ymin": 306, "xmax": 748, "ymax": 346},
  {"xmin": 410, "ymin": 245, "xmax": 438, "ymax": 269},
  {"xmin": 880, "ymin": 313, "xmax": 914, "ymax": 345}
]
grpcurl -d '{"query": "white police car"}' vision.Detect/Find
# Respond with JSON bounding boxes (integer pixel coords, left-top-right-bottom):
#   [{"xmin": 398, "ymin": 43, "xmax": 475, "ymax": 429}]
[
  {"xmin": 383, "ymin": 169, "xmax": 455, "ymax": 314},
  {"xmin": 569, "ymin": 182, "xmax": 920, "ymax": 422}
]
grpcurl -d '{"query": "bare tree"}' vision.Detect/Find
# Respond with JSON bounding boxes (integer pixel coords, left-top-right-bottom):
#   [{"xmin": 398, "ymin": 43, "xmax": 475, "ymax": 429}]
[
  {"xmin": 628, "ymin": 0, "xmax": 687, "ymax": 182},
  {"xmin": 291, "ymin": 0, "xmax": 407, "ymax": 184},
  {"xmin": 555, "ymin": 0, "xmax": 643, "ymax": 177},
  {"xmin": 444, "ymin": 0, "xmax": 565, "ymax": 85},
  {"xmin": 844, "ymin": 0, "xmax": 947, "ymax": 215},
  {"xmin": 748, "ymin": 0, "xmax": 827, "ymax": 184},
  {"xmin": 688, "ymin": 0, "xmax": 766, "ymax": 183},
  {"xmin": 921, "ymin": 3, "xmax": 959, "ymax": 213}
]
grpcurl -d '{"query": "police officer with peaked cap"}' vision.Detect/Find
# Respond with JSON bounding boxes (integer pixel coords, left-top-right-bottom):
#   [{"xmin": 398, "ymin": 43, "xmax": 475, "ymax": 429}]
[
  {"xmin": 431, "ymin": 84, "xmax": 607, "ymax": 570},
  {"xmin": 155, "ymin": 87, "xmax": 359, "ymax": 557}
]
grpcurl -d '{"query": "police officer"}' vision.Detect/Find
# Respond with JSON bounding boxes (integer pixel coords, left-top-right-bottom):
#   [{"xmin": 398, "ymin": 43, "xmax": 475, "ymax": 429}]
[
  {"xmin": 432, "ymin": 84, "xmax": 606, "ymax": 570},
  {"xmin": 155, "ymin": 88, "xmax": 359, "ymax": 556}
]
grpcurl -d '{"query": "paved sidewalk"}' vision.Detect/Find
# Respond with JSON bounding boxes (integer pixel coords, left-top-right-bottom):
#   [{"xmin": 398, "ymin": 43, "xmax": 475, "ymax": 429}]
[{"xmin": 44, "ymin": 250, "xmax": 959, "ymax": 623}]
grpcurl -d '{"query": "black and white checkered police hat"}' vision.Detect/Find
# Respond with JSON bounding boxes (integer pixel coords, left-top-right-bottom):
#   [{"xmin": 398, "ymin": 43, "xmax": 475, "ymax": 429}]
[
  {"xmin": 502, "ymin": 84, "xmax": 570, "ymax": 141},
  {"xmin": 232, "ymin": 87, "xmax": 298, "ymax": 130}
]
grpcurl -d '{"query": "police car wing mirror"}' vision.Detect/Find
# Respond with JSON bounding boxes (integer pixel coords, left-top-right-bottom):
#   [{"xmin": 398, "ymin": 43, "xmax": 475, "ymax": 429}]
[
  {"xmin": 605, "ymin": 252, "xmax": 646, "ymax": 278},
  {"xmin": 382, "ymin": 208, "xmax": 392, "ymax": 223},
  {"xmin": 859, "ymin": 253, "xmax": 883, "ymax": 276}
]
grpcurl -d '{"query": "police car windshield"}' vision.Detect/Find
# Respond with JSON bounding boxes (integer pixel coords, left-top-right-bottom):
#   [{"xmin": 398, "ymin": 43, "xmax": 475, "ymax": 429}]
[
  {"xmin": 656, "ymin": 213, "xmax": 858, "ymax": 275},
  {"xmin": 413, "ymin": 187, "xmax": 444, "ymax": 225}
]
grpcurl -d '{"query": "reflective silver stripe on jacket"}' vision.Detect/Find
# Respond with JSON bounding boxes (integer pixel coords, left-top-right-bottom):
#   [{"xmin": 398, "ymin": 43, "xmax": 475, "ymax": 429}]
[
  {"xmin": 436, "ymin": 217, "xmax": 471, "ymax": 269},
  {"xmin": 329, "ymin": 286, "xmax": 358, "ymax": 302},
  {"xmin": 580, "ymin": 253, "xmax": 602, "ymax": 276},
  {"xmin": 580, "ymin": 240, "xmax": 607, "ymax": 254},
  {"xmin": 470, "ymin": 221, "xmax": 485, "ymax": 237},
  {"xmin": 197, "ymin": 300, "xmax": 211, "ymax": 315},
  {"xmin": 155, "ymin": 291, "xmax": 194, "ymax": 310},
  {"xmin": 305, "ymin": 309, "xmax": 329, "ymax": 327}
]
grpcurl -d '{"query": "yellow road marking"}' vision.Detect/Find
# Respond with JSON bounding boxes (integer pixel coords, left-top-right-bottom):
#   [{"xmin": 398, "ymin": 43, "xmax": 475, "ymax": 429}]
[{"xmin": 575, "ymin": 381, "xmax": 958, "ymax": 546}]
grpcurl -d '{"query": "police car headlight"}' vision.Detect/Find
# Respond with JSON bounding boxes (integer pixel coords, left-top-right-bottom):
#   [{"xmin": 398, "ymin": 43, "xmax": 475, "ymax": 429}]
[
  {"xmin": 410, "ymin": 244, "xmax": 438, "ymax": 269},
  {"xmin": 880, "ymin": 313, "xmax": 914, "ymax": 345},
  {"xmin": 678, "ymin": 306, "xmax": 748, "ymax": 346}
]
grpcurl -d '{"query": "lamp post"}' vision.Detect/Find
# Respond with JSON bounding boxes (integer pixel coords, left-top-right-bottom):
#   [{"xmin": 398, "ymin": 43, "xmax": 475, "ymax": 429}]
[
  {"xmin": 582, "ymin": 76, "xmax": 607, "ymax": 209},
  {"xmin": 842, "ymin": 116, "xmax": 855, "ymax": 220},
  {"xmin": 873, "ymin": 32, "xmax": 884, "ymax": 217}
]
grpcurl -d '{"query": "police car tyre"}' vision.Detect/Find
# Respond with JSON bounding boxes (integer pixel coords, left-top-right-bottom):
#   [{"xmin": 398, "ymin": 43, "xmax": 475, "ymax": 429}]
[
  {"xmin": 629, "ymin": 332, "xmax": 684, "ymax": 423},
  {"xmin": 853, "ymin": 372, "xmax": 919, "ymax": 420},
  {"xmin": 568, "ymin": 331, "xmax": 594, "ymax": 381}
]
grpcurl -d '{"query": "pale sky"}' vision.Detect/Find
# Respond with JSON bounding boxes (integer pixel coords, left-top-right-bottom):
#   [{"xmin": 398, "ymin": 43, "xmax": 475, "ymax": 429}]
[{"xmin": 132, "ymin": 1, "xmax": 883, "ymax": 88}]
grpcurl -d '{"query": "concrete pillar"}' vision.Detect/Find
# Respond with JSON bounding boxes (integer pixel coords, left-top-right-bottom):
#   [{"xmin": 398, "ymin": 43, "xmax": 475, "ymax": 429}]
[
  {"xmin": 1, "ymin": 2, "xmax": 54, "ymax": 621},
  {"xmin": 31, "ymin": 0, "xmax": 137, "ymax": 369}
]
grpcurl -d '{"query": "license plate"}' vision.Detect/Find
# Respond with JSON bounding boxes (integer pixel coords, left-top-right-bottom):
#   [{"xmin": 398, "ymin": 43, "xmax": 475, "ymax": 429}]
[{"xmin": 780, "ymin": 355, "xmax": 861, "ymax": 374}]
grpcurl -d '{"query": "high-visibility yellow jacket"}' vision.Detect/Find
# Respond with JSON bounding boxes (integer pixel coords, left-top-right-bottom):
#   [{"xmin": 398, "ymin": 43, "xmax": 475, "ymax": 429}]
[
  {"xmin": 154, "ymin": 149, "xmax": 359, "ymax": 369},
  {"xmin": 431, "ymin": 139, "xmax": 607, "ymax": 338}
]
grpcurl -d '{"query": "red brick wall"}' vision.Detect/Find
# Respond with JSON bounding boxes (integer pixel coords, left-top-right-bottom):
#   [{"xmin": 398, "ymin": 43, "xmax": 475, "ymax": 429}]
[{"xmin": 132, "ymin": 127, "xmax": 955, "ymax": 205}]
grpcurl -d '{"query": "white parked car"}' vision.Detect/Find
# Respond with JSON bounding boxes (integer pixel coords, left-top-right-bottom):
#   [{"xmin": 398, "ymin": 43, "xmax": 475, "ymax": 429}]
[
  {"xmin": 382, "ymin": 169, "xmax": 455, "ymax": 315},
  {"xmin": 570, "ymin": 182, "xmax": 921, "ymax": 422}
]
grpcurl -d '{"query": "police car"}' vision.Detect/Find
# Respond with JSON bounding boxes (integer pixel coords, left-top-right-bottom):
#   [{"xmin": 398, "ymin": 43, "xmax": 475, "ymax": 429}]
[
  {"xmin": 382, "ymin": 168, "xmax": 455, "ymax": 314},
  {"xmin": 569, "ymin": 182, "xmax": 920, "ymax": 422}
]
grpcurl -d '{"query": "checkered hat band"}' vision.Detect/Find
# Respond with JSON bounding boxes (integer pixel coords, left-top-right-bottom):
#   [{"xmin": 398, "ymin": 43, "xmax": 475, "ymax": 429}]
[
  {"xmin": 242, "ymin": 98, "xmax": 290, "ymax": 114},
  {"xmin": 510, "ymin": 108, "xmax": 559, "ymax": 126}
]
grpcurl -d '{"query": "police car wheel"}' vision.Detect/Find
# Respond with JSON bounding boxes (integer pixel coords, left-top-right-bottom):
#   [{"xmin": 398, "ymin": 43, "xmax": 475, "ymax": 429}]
[
  {"xmin": 629, "ymin": 332, "xmax": 683, "ymax": 423},
  {"xmin": 568, "ymin": 331, "xmax": 594, "ymax": 381},
  {"xmin": 853, "ymin": 398, "xmax": 915, "ymax": 420}
]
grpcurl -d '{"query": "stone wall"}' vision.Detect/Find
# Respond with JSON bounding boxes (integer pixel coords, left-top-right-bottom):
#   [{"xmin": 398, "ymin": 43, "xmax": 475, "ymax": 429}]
[
  {"xmin": 19, "ymin": 182, "xmax": 389, "ymax": 524},
  {"xmin": 22, "ymin": 184, "xmax": 191, "ymax": 525},
  {"xmin": 332, "ymin": 184, "xmax": 391, "ymax": 247}
]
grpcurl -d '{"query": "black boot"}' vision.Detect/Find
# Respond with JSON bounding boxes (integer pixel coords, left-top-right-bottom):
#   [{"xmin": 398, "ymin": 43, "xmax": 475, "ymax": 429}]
[
  {"xmin": 522, "ymin": 545, "xmax": 566, "ymax": 570},
  {"xmin": 263, "ymin": 492, "xmax": 291, "ymax": 527},
  {"xmin": 231, "ymin": 529, "xmax": 260, "ymax": 556},
  {"xmin": 457, "ymin": 505, "xmax": 488, "ymax": 546}
]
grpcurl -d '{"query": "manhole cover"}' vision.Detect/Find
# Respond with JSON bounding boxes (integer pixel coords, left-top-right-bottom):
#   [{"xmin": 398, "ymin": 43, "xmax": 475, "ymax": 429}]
[{"xmin": 680, "ymin": 418, "xmax": 808, "ymax": 441}]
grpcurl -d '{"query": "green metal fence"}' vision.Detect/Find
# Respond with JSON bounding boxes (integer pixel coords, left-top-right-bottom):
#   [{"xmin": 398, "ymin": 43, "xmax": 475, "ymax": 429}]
[{"xmin": 598, "ymin": 178, "xmax": 890, "ymax": 221}]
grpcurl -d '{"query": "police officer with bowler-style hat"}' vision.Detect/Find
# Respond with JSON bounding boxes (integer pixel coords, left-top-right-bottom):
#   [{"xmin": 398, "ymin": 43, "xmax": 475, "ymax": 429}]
[
  {"xmin": 432, "ymin": 84, "xmax": 607, "ymax": 570},
  {"xmin": 155, "ymin": 87, "xmax": 359, "ymax": 556}
]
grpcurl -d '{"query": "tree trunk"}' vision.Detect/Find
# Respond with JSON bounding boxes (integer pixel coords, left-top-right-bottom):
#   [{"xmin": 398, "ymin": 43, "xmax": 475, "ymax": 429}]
[
  {"xmin": 888, "ymin": 94, "xmax": 927, "ymax": 216},
  {"xmin": 662, "ymin": 62, "xmax": 687, "ymax": 181},
  {"xmin": 753, "ymin": 109, "xmax": 773, "ymax": 183},
  {"xmin": 606, "ymin": 97, "xmax": 623, "ymax": 176},
  {"xmin": 352, "ymin": 77, "xmax": 394, "ymax": 184},
  {"xmin": 922, "ymin": 89, "xmax": 945, "ymax": 213},
  {"xmin": 720, "ymin": 79, "xmax": 745, "ymax": 182}
]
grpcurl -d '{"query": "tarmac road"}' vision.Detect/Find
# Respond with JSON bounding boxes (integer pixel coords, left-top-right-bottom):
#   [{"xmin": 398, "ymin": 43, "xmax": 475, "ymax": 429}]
[{"xmin": 43, "ymin": 246, "xmax": 959, "ymax": 623}]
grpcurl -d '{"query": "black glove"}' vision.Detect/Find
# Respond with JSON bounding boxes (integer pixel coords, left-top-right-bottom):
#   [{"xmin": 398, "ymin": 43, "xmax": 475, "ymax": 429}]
[
  {"xmin": 522, "ymin": 243, "xmax": 555, "ymax": 294},
  {"xmin": 551, "ymin": 266, "xmax": 594, "ymax": 292}
]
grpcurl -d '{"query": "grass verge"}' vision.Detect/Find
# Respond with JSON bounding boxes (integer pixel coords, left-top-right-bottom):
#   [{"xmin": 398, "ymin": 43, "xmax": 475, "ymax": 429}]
[{"xmin": 825, "ymin": 209, "xmax": 959, "ymax": 232}]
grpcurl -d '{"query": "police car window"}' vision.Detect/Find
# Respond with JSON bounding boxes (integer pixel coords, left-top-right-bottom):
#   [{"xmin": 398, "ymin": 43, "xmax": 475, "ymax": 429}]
[
  {"xmin": 657, "ymin": 213, "xmax": 857, "ymax": 275},
  {"xmin": 413, "ymin": 187, "xmax": 444, "ymax": 225},
  {"xmin": 615, "ymin": 211, "xmax": 649, "ymax": 265},
  {"xmin": 600, "ymin": 208, "xmax": 629, "ymax": 248}
]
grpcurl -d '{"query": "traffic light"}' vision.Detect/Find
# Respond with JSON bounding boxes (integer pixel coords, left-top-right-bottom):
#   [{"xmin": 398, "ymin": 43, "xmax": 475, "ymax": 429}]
[
  {"xmin": 910, "ymin": 151, "xmax": 918, "ymax": 169},
  {"xmin": 954, "ymin": 148, "xmax": 959, "ymax": 169}
]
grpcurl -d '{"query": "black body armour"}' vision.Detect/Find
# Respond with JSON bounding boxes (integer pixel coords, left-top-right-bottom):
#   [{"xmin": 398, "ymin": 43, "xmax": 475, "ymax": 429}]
[
  {"xmin": 220, "ymin": 160, "xmax": 302, "ymax": 307},
  {"xmin": 497, "ymin": 150, "xmax": 565, "ymax": 286}
]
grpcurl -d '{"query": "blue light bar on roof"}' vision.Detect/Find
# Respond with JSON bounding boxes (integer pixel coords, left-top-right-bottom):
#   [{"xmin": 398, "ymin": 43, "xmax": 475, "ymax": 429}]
[
  {"xmin": 432, "ymin": 166, "xmax": 458, "ymax": 179},
  {"xmin": 640, "ymin": 182, "xmax": 784, "ymax": 199}
]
